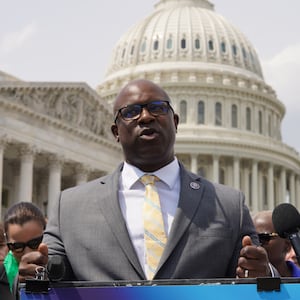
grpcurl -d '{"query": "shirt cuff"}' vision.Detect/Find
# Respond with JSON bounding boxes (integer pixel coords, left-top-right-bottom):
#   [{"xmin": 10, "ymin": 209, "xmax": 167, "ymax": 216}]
[{"xmin": 268, "ymin": 262, "xmax": 276, "ymax": 277}]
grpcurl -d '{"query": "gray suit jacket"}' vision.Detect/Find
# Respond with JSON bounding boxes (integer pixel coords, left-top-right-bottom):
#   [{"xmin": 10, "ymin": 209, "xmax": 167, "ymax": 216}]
[{"xmin": 44, "ymin": 162, "xmax": 258, "ymax": 281}]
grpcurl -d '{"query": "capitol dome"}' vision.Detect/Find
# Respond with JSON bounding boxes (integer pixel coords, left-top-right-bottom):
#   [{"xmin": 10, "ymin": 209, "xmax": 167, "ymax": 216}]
[
  {"xmin": 104, "ymin": 0, "xmax": 263, "ymax": 81},
  {"xmin": 98, "ymin": 0, "xmax": 300, "ymax": 212}
]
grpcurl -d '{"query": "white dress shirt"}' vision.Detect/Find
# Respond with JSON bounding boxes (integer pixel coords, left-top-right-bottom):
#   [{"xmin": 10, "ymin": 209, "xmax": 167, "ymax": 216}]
[{"xmin": 118, "ymin": 158, "xmax": 180, "ymax": 273}]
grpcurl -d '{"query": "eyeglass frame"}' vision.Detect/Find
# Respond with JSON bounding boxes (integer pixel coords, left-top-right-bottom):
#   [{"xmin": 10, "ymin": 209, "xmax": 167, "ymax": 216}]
[
  {"xmin": 257, "ymin": 232, "xmax": 279, "ymax": 244},
  {"xmin": 6, "ymin": 235, "xmax": 43, "ymax": 253},
  {"xmin": 114, "ymin": 100, "xmax": 174, "ymax": 123}
]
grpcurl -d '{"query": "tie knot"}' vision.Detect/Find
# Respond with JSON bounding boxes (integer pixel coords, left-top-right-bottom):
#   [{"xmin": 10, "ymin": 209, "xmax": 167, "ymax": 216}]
[{"xmin": 140, "ymin": 174, "xmax": 159, "ymax": 186}]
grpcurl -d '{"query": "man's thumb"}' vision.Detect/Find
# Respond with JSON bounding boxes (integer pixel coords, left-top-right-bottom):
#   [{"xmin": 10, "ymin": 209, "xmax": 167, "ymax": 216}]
[
  {"xmin": 242, "ymin": 235, "xmax": 253, "ymax": 247},
  {"xmin": 38, "ymin": 243, "xmax": 48, "ymax": 257}
]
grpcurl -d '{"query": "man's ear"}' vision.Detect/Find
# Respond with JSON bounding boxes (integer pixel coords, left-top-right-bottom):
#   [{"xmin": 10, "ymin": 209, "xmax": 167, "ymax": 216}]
[
  {"xmin": 111, "ymin": 124, "xmax": 119, "ymax": 142},
  {"xmin": 174, "ymin": 113, "xmax": 179, "ymax": 131}
]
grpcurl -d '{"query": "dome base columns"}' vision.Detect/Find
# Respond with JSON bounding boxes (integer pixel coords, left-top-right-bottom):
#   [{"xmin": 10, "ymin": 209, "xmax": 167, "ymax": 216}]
[{"xmin": 267, "ymin": 163, "xmax": 275, "ymax": 210}]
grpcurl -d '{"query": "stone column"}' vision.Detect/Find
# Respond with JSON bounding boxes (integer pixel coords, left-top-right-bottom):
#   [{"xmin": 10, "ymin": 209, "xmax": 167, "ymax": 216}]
[
  {"xmin": 233, "ymin": 157, "xmax": 240, "ymax": 190},
  {"xmin": 47, "ymin": 155, "xmax": 63, "ymax": 217},
  {"xmin": 296, "ymin": 175, "xmax": 300, "ymax": 208},
  {"xmin": 257, "ymin": 167, "xmax": 263, "ymax": 211},
  {"xmin": 190, "ymin": 154, "xmax": 198, "ymax": 174},
  {"xmin": 267, "ymin": 163, "xmax": 275, "ymax": 209},
  {"xmin": 280, "ymin": 167, "xmax": 287, "ymax": 203},
  {"xmin": 289, "ymin": 173, "xmax": 296, "ymax": 205},
  {"xmin": 75, "ymin": 164, "xmax": 89, "ymax": 186},
  {"xmin": 19, "ymin": 145, "xmax": 35, "ymax": 202},
  {"xmin": 243, "ymin": 167, "xmax": 250, "ymax": 208},
  {"xmin": 212, "ymin": 155, "xmax": 219, "ymax": 183},
  {"xmin": 251, "ymin": 160, "xmax": 258, "ymax": 213}
]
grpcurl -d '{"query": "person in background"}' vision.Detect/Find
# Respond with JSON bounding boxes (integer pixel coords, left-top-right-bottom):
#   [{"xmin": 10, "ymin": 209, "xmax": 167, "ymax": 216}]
[
  {"xmin": 4, "ymin": 202, "xmax": 46, "ymax": 285},
  {"xmin": 286, "ymin": 247, "xmax": 300, "ymax": 267},
  {"xmin": 19, "ymin": 79, "xmax": 274, "ymax": 281},
  {"xmin": 253, "ymin": 210, "xmax": 300, "ymax": 277},
  {"xmin": 0, "ymin": 221, "xmax": 15, "ymax": 300},
  {"xmin": 0, "ymin": 222, "xmax": 7, "ymax": 265}
]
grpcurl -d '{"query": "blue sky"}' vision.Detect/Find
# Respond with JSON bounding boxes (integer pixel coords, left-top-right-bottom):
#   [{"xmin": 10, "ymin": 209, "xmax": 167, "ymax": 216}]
[{"xmin": 1, "ymin": 0, "xmax": 299, "ymax": 153}]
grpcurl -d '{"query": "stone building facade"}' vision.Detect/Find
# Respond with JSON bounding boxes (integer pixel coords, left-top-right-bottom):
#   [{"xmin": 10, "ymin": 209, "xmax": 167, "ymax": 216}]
[{"xmin": 0, "ymin": 79, "xmax": 121, "ymax": 217}]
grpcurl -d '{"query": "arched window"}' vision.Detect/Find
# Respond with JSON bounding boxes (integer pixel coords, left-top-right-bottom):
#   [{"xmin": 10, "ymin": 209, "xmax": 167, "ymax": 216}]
[
  {"xmin": 121, "ymin": 48, "xmax": 126, "ymax": 58},
  {"xmin": 242, "ymin": 47, "xmax": 247, "ymax": 59},
  {"xmin": 231, "ymin": 104, "xmax": 238, "ymax": 128},
  {"xmin": 232, "ymin": 44, "xmax": 237, "ymax": 56},
  {"xmin": 215, "ymin": 102, "xmax": 222, "ymax": 126},
  {"xmin": 198, "ymin": 101, "xmax": 205, "ymax": 124},
  {"xmin": 181, "ymin": 38, "xmax": 186, "ymax": 49},
  {"xmin": 268, "ymin": 115, "xmax": 272, "ymax": 136},
  {"xmin": 246, "ymin": 107, "xmax": 251, "ymax": 130},
  {"xmin": 208, "ymin": 40, "xmax": 214, "ymax": 51},
  {"xmin": 180, "ymin": 100, "xmax": 187, "ymax": 123},
  {"xmin": 258, "ymin": 111, "xmax": 263, "ymax": 134},
  {"xmin": 153, "ymin": 40, "xmax": 159, "ymax": 51},
  {"xmin": 167, "ymin": 37, "xmax": 173, "ymax": 49},
  {"xmin": 250, "ymin": 51, "xmax": 255, "ymax": 65},
  {"xmin": 140, "ymin": 40, "xmax": 146, "ymax": 53},
  {"xmin": 195, "ymin": 38, "xmax": 200, "ymax": 49},
  {"xmin": 221, "ymin": 41, "xmax": 226, "ymax": 53},
  {"xmin": 130, "ymin": 45, "xmax": 135, "ymax": 55}
]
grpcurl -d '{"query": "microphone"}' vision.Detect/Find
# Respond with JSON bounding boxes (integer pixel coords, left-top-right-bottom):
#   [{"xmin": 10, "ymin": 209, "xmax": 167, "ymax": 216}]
[
  {"xmin": 272, "ymin": 203, "xmax": 300, "ymax": 265},
  {"xmin": 46, "ymin": 255, "xmax": 65, "ymax": 281}
]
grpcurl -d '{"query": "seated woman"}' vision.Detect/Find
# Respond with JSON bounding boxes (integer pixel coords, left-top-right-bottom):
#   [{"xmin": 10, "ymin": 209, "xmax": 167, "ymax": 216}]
[{"xmin": 4, "ymin": 202, "xmax": 46, "ymax": 289}]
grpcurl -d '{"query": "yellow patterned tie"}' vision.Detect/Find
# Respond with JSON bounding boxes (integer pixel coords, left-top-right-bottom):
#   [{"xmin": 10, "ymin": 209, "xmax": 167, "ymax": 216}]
[{"xmin": 140, "ymin": 174, "xmax": 167, "ymax": 280}]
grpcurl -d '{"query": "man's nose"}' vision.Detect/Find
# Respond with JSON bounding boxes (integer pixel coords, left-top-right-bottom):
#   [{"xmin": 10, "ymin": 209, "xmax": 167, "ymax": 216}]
[{"xmin": 138, "ymin": 107, "xmax": 155, "ymax": 121}]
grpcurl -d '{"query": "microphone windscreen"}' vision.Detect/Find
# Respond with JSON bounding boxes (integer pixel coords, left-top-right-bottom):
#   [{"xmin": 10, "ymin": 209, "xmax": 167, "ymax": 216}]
[
  {"xmin": 46, "ymin": 255, "xmax": 65, "ymax": 281},
  {"xmin": 272, "ymin": 203, "xmax": 300, "ymax": 237}
]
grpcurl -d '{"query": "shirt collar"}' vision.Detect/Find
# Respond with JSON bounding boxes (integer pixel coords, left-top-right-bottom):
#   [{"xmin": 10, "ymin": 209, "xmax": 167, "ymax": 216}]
[{"xmin": 121, "ymin": 157, "xmax": 180, "ymax": 190}]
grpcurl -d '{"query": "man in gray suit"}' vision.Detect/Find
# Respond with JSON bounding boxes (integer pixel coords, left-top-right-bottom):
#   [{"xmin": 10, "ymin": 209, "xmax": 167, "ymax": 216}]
[{"xmin": 19, "ymin": 79, "xmax": 273, "ymax": 280}]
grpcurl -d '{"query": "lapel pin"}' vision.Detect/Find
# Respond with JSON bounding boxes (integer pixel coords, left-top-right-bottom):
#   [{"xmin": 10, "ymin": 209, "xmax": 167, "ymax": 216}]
[{"xmin": 190, "ymin": 182, "xmax": 200, "ymax": 190}]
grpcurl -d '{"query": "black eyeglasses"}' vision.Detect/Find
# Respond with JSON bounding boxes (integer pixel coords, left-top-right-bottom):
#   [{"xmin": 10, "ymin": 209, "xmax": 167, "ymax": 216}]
[
  {"xmin": 114, "ymin": 100, "xmax": 173, "ymax": 123},
  {"xmin": 7, "ymin": 235, "xmax": 43, "ymax": 253},
  {"xmin": 258, "ymin": 232, "xmax": 279, "ymax": 245}
]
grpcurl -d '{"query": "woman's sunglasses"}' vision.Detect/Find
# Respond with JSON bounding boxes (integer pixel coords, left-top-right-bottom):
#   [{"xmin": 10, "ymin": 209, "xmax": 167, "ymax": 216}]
[
  {"xmin": 258, "ymin": 232, "xmax": 279, "ymax": 245},
  {"xmin": 6, "ymin": 235, "xmax": 43, "ymax": 253}
]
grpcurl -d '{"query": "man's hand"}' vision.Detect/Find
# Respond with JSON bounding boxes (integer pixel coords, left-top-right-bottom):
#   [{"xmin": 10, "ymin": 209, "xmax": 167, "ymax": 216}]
[
  {"xmin": 18, "ymin": 243, "xmax": 49, "ymax": 282},
  {"xmin": 236, "ymin": 236, "xmax": 271, "ymax": 278}
]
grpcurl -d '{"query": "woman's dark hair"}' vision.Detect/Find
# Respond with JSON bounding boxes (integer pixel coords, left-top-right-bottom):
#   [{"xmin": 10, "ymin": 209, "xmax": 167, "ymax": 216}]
[
  {"xmin": 4, "ymin": 202, "xmax": 46, "ymax": 235},
  {"xmin": 0, "ymin": 222, "xmax": 5, "ymax": 245}
]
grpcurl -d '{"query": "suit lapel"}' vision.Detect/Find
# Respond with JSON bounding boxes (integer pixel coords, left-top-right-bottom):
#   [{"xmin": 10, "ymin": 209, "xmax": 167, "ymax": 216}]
[
  {"xmin": 158, "ymin": 164, "xmax": 206, "ymax": 269},
  {"xmin": 96, "ymin": 164, "xmax": 145, "ymax": 278}
]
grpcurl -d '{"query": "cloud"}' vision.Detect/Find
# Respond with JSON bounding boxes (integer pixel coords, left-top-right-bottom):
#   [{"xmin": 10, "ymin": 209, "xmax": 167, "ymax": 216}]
[
  {"xmin": 0, "ymin": 22, "xmax": 37, "ymax": 54},
  {"xmin": 262, "ymin": 43, "xmax": 300, "ymax": 110}
]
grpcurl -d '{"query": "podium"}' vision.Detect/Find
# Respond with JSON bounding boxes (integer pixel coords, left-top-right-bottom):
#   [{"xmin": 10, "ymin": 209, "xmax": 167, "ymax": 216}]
[{"xmin": 19, "ymin": 278, "xmax": 300, "ymax": 300}]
